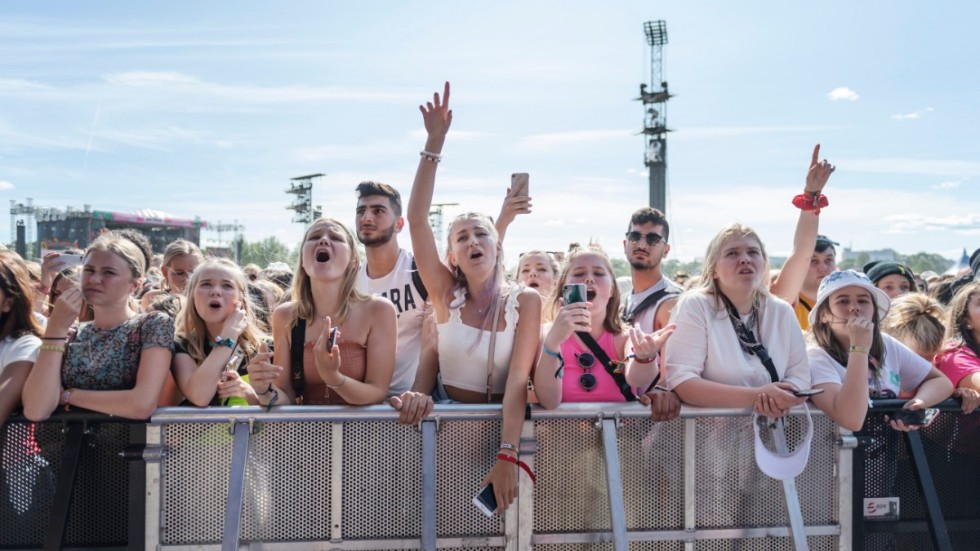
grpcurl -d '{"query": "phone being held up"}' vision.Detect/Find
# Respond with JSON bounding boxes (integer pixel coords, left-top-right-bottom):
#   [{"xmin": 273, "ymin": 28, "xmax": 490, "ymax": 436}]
[{"xmin": 511, "ymin": 173, "xmax": 529, "ymax": 197}]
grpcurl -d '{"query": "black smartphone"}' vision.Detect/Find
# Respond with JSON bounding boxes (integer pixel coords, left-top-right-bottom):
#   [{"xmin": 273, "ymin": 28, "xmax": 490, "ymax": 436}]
[
  {"xmin": 327, "ymin": 327, "xmax": 339, "ymax": 349},
  {"xmin": 562, "ymin": 283, "xmax": 587, "ymax": 305},
  {"xmin": 891, "ymin": 408, "xmax": 938, "ymax": 427},
  {"xmin": 472, "ymin": 484, "xmax": 497, "ymax": 517},
  {"xmin": 792, "ymin": 388, "xmax": 825, "ymax": 397}
]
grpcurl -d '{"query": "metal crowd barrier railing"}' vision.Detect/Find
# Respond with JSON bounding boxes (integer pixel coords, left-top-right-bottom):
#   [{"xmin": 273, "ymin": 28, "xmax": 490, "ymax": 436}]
[{"xmin": 15, "ymin": 402, "xmax": 950, "ymax": 551}]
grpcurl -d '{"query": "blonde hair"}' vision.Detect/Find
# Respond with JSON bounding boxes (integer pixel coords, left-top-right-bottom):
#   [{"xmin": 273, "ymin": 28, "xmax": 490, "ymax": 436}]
[
  {"xmin": 290, "ymin": 218, "xmax": 368, "ymax": 329},
  {"xmin": 161, "ymin": 239, "xmax": 203, "ymax": 292},
  {"xmin": 175, "ymin": 258, "xmax": 267, "ymax": 363},
  {"xmin": 882, "ymin": 292, "xmax": 947, "ymax": 358},
  {"xmin": 546, "ymin": 242, "xmax": 625, "ymax": 334},
  {"xmin": 697, "ymin": 223, "xmax": 771, "ymax": 312},
  {"xmin": 444, "ymin": 212, "xmax": 506, "ymax": 333},
  {"xmin": 85, "ymin": 232, "xmax": 147, "ymax": 280}
]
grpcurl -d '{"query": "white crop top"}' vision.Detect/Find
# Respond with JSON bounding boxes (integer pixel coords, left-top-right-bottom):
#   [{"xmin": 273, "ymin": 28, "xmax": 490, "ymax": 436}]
[{"xmin": 437, "ymin": 287, "xmax": 520, "ymax": 396}]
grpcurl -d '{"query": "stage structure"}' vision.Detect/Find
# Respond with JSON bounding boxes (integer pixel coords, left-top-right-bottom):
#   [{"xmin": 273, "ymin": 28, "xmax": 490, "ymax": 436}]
[
  {"xmin": 286, "ymin": 174, "xmax": 324, "ymax": 226},
  {"xmin": 637, "ymin": 20, "xmax": 672, "ymax": 213}
]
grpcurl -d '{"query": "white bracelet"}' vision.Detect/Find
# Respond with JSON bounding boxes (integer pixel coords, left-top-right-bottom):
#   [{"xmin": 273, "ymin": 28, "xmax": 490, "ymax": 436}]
[{"xmin": 420, "ymin": 150, "xmax": 442, "ymax": 163}]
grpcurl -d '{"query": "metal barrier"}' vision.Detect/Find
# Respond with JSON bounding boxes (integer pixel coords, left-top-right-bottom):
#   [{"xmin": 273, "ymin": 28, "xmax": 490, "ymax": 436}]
[
  {"xmin": 852, "ymin": 399, "xmax": 980, "ymax": 551},
  {"xmin": 146, "ymin": 404, "xmax": 846, "ymax": 551}
]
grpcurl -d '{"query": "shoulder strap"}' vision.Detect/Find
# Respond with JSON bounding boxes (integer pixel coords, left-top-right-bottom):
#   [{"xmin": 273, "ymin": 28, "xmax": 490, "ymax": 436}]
[
  {"xmin": 411, "ymin": 257, "xmax": 429, "ymax": 302},
  {"xmin": 718, "ymin": 294, "xmax": 779, "ymax": 383},
  {"xmin": 484, "ymin": 293, "xmax": 504, "ymax": 403},
  {"xmin": 623, "ymin": 286, "xmax": 681, "ymax": 325},
  {"xmin": 290, "ymin": 319, "xmax": 306, "ymax": 402},
  {"xmin": 576, "ymin": 331, "xmax": 636, "ymax": 402}
]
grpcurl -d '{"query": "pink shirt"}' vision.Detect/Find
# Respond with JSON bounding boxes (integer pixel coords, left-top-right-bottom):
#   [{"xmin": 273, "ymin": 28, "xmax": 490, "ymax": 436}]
[
  {"xmin": 936, "ymin": 344, "xmax": 980, "ymax": 387},
  {"xmin": 560, "ymin": 331, "xmax": 627, "ymax": 402}
]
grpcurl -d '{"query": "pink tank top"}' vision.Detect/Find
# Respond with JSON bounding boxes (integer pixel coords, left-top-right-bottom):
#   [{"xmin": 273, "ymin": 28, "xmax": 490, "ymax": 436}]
[{"xmin": 560, "ymin": 331, "xmax": 627, "ymax": 402}]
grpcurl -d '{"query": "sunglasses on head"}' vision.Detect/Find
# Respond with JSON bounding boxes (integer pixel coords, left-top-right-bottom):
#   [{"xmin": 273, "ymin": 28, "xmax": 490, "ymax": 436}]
[{"xmin": 625, "ymin": 231, "xmax": 664, "ymax": 246}]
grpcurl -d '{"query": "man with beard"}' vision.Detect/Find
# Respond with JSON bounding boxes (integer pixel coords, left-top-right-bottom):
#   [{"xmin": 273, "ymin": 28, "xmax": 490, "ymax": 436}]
[
  {"xmin": 623, "ymin": 207, "xmax": 682, "ymax": 334},
  {"xmin": 354, "ymin": 181, "xmax": 427, "ymax": 396},
  {"xmin": 622, "ymin": 207, "xmax": 683, "ymax": 421}
]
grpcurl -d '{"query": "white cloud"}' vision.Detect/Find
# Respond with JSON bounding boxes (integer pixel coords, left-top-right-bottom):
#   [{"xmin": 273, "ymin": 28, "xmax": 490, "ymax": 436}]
[
  {"xmin": 0, "ymin": 181, "xmax": 14, "ymax": 190},
  {"xmin": 891, "ymin": 107, "xmax": 935, "ymax": 121},
  {"xmin": 932, "ymin": 180, "xmax": 962, "ymax": 190},
  {"xmin": 517, "ymin": 129, "xmax": 632, "ymax": 150},
  {"xmin": 827, "ymin": 87, "xmax": 859, "ymax": 101},
  {"xmin": 843, "ymin": 158, "xmax": 980, "ymax": 177},
  {"xmin": 103, "ymin": 70, "xmax": 418, "ymax": 104},
  {"xmin": 674, "ymin": 125, "xmax": 844, "ymax": 140},
  {"xmin": 884, "ymin": 213, "xmax": 980, "ymax": 235},
  {"xmin": 0, "ymin": 78, "xmax": 53, "ymax": 93}
]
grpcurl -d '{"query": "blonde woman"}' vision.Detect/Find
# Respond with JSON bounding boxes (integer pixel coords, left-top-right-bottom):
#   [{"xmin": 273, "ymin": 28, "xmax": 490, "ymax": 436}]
[{"xmin": 140, "ymin": 239, "xmax": 203, "ymax": 310}]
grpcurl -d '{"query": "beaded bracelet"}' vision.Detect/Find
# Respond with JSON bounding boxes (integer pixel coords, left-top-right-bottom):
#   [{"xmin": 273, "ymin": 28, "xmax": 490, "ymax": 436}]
[
  {"xmin": 849, "ymin": 345, "xmax": 870, "ymax": 355},
  {"xmin": 420, "ymin": 150, "xmax": 442, "ymax": 163},
  {"xmin": 40, "ymin": 344, "xmax": 66, "ymax": 353}
]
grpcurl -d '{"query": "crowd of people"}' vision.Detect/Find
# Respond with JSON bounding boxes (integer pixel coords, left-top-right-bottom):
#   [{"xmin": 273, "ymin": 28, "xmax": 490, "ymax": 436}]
[{"xmin": 2, "ymin": 82, "xmax": 980, "ymax": 515}]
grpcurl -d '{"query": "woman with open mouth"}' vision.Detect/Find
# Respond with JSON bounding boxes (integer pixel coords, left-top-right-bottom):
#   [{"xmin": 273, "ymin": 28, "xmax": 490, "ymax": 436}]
[
  {"xmin": 264, "ymin": 218, "xmax": 397, "ymax": 407},
  {"xmin": 393, "ymin": 81, "xmax": 542, "ymax": 514},
  {"xmin": 532, "ymin": 242, "xmax": 674, "ymax": 407},
  {"xmin": 171, "ymin": 258, "xmax": 270, "ymax": 407}
]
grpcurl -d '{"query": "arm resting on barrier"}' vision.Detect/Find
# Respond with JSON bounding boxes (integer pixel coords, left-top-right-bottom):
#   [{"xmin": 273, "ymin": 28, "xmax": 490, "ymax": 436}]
[{"xmin": 62, "ymin": 347, "xmax": 172, "ymax": 420}]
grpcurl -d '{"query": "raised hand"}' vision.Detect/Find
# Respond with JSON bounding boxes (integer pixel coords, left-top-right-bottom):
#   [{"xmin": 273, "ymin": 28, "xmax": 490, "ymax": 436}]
[
  {"xmin": 805, "ymin": 143, "xmax": 835, "ymax": 194},
  {"xmin": 496, "ymin": 187, "xmax": 533, "ymax": 229},
  {"xmin": 220, "ymin": 302, "xmax": 247, "ymax": 341},
  {"xmin": 628, "ymin": 323, "xmax": 676, "ymax": 362},
  {"xmin": 48, "ymin": 285, "xmax": 84, "ymax": 333},
  {"xmin": 245, "ymin": 342, "xmax": 281, "ymax": 395},
  {"xmin": 419, "ymin": 81, "xmax": 453, "ymax": 139},
  {"xmin": 313, "ymin": 317, "xmax": 343, "ymax": 386},
  {"xmin": 845, "ymin": 315, "xmax": 874, "ymax": 350},
  {"xmin": 544, "ymin": 300, "xmax": 591, "ymax": 350}
]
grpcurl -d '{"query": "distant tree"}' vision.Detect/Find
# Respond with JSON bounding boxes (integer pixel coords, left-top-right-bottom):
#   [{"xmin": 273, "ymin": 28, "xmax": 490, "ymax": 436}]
[
  {"xmin": 840, "ymin": 251, "xmax": 871, "ymax": 271},
  {"xmin": 610, "ymin": 258, "xmax": 631, "ymax": 279},
  {"xmin": 239, "ymin": 237, "xmax": 292, "ymax": 268},
  {"xmin": 898, "ymin": 252, "xmax": 953, "ymax": 275}
]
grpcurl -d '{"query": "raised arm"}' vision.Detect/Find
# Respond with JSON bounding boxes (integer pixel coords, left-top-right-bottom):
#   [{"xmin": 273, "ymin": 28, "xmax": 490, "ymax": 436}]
[
  {"xmin": 495, "ymin": 186, "xmax": 532, "ymax": 244},
  {"xmin": 23, "ymin": 286, "xmax": 83, "ymax": 421},
  {"xmin": 407, "ymin": 82, "xmax": 456, "ymax": 308},
  {"xmin": 770, "ymin": 144, "xmax": 835, "ymax": 304}
]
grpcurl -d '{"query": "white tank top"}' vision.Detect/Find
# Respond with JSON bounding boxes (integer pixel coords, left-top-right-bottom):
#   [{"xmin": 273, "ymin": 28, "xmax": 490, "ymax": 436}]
[{"xmin": 437, "ymin": 287, "xmax": 520, "ymax": 396}]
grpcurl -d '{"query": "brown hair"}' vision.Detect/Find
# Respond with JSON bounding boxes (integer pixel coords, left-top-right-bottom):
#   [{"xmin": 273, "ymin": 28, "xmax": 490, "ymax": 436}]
[
  {"xmin": 882, "ymin": 292, "xmax": 947, "ymax": 359},
  {"xmin": 0, "ymin": 255, "xmax": 41, "ymax": 339},
  {"xmin": 161, "ymin": 239, "xmax": 203, "ymax": 292},
  {"xmin": 356, "ymin": 181, "xmax": 403, "ymax": 216},
  {"xmin": 546, "ymin": 242, "xmax": 625, "ymax": 334},
  {"xmin": 808, "ymin": 286, "xmax": 886, "ymax": 372},
  {"xmin": 945, "ymin": 282, "xmax": 980, "ymax": 358},
  {"xmin": 290, "ymin": 218, "xmax": 369, "ymax": 329}
]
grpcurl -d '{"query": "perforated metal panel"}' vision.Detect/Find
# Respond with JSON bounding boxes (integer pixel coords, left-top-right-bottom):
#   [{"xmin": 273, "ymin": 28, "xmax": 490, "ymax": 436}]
[
  {"xmin": 0, "ymin": 420, "xmax": 130, "ymax": 549},
  {"xmin": 618, "ymin": 417, "xmax": 685, "ymax": 531},
  {"xmin": 342, "ymin": 421, "xmax": 422, "ymax": 539},
  {"xmin": 693, "ymin": 535, "xmax": 837, "ymax": 550},
  {"xmin": 435, "ymin": 419, "xmax": 504, "ymax": 538}
]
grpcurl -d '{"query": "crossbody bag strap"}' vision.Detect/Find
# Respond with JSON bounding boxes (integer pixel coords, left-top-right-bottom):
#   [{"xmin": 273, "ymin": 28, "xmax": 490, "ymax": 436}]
[
  {"xmin": 576, "ymin": 332, "xmax": 636, "ymax": 402},
  {"xmin": 485, "ymin": 293, "xmax": 504, "ymax": 403},
  {"xmin": 623, "ymin": 287, "xmax": 677, "ymax": 325},
  {"xmin": 290, "ymin": 319, "xmax": 307, "ymax": 403},
  {"xmin": 718, "ymin": 294, "xmax": 779, "ymax": 383},
  {"xmin": 410, "ymin": 257, "xmax": 429, "ymax": 302}
]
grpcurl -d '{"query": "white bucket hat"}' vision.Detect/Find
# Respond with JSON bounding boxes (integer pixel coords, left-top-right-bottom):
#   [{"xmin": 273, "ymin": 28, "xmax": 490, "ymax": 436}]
[{"xmin": 808, "ymin": 270, "xmax": 891, "ymax": 327}]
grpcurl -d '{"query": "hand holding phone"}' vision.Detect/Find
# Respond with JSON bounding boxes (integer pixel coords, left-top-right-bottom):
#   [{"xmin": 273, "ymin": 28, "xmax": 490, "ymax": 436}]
[
  {"xmin": 562, "ymin": 283, "xmax": 587, "ymax": 305},
  {"xmin": 792, "ymin": 388, "xmax": 825, "ymax": 397},
  {"xmin": 57, "ymin": 253, "xmax": 85, "ymax": 268},
  {"xmin": 472, "ymin": 484, "xmax": 497, "ymax": 517},
  {"xmin": 891, "ymin": 408, "xmax": 938, "ymax": 427},
  {"xmin": 511, "ymin": 173, "xmax": 529, "ymax": 197},
  {"xmin": 327, "ymin": 327, "xmax": 339, "ymax": 349}
]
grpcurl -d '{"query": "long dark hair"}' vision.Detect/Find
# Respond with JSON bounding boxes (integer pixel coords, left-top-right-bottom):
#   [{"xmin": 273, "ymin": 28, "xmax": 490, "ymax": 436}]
[
  {"xmin": 808, "ymin": 294, "xmax": 886, "ymax": 372},
  {"xmin": 945, "ymin": 282, "xmax": 980, "ymax": 358},
  {"xmin": 0, "ymin": 256, "xmax": 42, "ymax": 340}
]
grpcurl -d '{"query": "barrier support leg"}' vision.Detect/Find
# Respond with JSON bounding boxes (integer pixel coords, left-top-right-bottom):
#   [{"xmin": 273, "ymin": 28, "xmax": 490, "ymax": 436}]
[
  {"xmin": 904, "ymin": 430, "xmax": 952, "ymax": 551},
  {"xmin": 773, "ymin": 421, "xmax": 808, "ymax": 551},
  {"xmin": 43, "ymin": 422, "xmax": 84, "ymax": 551},
  {"xmin": 222, "ymin": 420, "xmax": 252, "ymax": 551},
  {"xmin": 600, "ymin": 417, "xmax": 628, "ymax": 551},
  {"xmin": 421, "ymin": 419, "xmax": 437, "ymax": 551}
]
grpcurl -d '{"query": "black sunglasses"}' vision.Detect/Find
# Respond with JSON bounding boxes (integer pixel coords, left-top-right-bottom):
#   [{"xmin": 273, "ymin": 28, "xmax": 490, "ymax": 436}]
[
  {"xmin": 576, "ymin": 353, "xmax": 597, "ymax": 391},
  {"xmin": 625, "ymin": 231, "xmax": 665, "ymax": 246}
]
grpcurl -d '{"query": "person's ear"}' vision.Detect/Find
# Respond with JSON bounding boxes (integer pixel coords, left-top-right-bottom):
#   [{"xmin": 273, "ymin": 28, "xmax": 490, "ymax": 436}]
[
  {"xmin": 663, "ymin": 243, "xmax": 671, "ymax": 258},
  {"xmin": 0, "ymin": 297, "xmax": 13, "ymax": 313},
  {"xmin": 395, "ymin": 216, "xmax": 405, "ymax": 233}
]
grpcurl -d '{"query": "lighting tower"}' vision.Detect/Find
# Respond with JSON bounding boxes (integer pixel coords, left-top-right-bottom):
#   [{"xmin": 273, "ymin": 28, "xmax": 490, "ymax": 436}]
[
  {"xmin": 429, "ymin": 202, "xmax": 458, "ymax": 256},
  {"xmin": 209, "ymin": 220, "xmax": 245, "ymax": 247},
  {"xmin": 285, "ymin": 173, "xmax": 325, "ymax": 225},
  {"xmin": 637, "ymin": 20, "xmax": 672, "ymax": 213},
  {"xmin": 9, "ymin": 198, "xmax": 38, "ymax": 258}
]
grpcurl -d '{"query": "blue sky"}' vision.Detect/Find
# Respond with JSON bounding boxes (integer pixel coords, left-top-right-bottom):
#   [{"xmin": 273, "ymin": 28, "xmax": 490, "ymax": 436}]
[{"xmin": 2, "ymin": 1, "xmax": 978, "ymax": 263}]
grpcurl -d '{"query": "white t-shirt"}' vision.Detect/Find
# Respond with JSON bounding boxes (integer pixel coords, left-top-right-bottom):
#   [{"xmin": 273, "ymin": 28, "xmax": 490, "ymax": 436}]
[
  {"xmin": 624, "ymin": 276, "xmax": 682, "ymax": 333},
  {"xmin": 664, "ymin": 291, "xmax": 810, "ymax": 392},
  {"xmin": 356, "ymin": 249, "xmax": 427, "ymax": 395},
  {"xmin": 0, "ymin": 333, "xmax": 41, "ymax": 375},
  {"xmin": 808, "ymin": 333, "xmax": 931, "ymax": 398}
]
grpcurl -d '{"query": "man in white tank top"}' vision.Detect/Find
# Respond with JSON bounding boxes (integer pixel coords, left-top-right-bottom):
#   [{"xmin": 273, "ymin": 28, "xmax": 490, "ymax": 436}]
[{"xmin": 355, "ymin": 182, "xmax": 428, "ymax": 396}]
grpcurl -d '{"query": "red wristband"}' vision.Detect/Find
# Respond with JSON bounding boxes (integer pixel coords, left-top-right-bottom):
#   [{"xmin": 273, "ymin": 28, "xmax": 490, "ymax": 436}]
[
  {"xmin": 497, "ymin": 452, "xmax": 536, "ymax": 484},
  {"xmin": 792, "ymin": 192, "xmax": 829, "ymax": 214}
]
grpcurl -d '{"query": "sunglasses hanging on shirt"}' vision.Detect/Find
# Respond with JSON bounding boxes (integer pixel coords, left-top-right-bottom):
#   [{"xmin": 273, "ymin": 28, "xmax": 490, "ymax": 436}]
[{"xmin": 576, "ymin": 352, "xmax": 597, "ymax": 391}]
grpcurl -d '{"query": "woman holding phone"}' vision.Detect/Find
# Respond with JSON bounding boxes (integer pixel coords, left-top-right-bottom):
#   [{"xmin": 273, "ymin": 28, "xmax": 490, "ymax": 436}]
[{"xmin": 393, "ymin": 82, "xmax": 542, "ymax": 513}]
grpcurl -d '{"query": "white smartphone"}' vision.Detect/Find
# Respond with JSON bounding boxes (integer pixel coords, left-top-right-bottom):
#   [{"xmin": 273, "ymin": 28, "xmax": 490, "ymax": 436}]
[
  {"xmin": 511, "ymin": 173, "xmax": 529, "ymax": 197},
  {"xmin": 472, "ymin": 484, "xmax": 497, "ymax": 517},
  {"xmin": 792, "ymin": 388, "xmax": 825, "ymax": 397},
  {"xmin": 58, "ymin": 253, "xmax": 85, "ymax": 268}
]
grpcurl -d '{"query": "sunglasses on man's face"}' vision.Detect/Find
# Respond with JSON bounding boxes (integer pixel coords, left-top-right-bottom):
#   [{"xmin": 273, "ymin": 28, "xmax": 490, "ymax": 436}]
[{"xmin": 625, "ymin": 231, "xmax": 665, "ymax": 246}]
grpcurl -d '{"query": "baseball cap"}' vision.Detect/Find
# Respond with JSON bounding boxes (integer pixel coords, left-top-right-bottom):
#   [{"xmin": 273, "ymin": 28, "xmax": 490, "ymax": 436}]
[{"xmin": 753, "ymin": 406, "xmax": 814, "ymax": 480}]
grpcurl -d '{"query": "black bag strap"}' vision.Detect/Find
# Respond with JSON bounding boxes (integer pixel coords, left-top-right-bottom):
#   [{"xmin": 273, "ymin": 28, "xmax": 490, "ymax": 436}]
[
  {"xmin": 623, "ymin": 286, "xmax": 680, "ymax": 325},
  {"xmin": 718, "ymin": 293, "xmax": 779, "ymax": 383},
  {"xmin": 290, "ymin": 319, "xmax": 306, "ymax": 403},
  {"xmin": 410, "ymin": 257, "xmax": 428, "ymax": 302},
  {"xmin": 576, "ymin": 332, "xmax": 636, "ymax": 402}
]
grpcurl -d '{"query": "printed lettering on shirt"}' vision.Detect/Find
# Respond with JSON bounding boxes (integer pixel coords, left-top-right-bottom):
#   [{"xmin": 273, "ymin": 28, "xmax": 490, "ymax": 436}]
[{"xmin": 381, "ymin": 284, "xmax": 418, "ymax": 316}]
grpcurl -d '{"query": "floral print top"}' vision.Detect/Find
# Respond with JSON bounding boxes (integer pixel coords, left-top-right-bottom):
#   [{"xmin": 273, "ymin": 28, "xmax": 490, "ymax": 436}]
[{"xmin": 63, "ymin": 311, "xmax": 174, "ymax": 391}]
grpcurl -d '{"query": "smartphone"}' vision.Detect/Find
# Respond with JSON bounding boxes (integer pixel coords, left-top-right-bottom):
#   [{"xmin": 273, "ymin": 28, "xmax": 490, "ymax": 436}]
[
  {"xmin": 892, "ymin": 408, "xmax": 939, "ymax": 427},
  {"xmin": 327, "ymin": 327, "xmax": 339, "ymax": 349},
  {"xmin": 511, "ymin": 173, "xmax": 529, "ymax": 197},
  {"xmin": 793, "ymin": 388, "xmax": 825, "ymax": 397},
  {"xmin": 472, "ymin": 484, "xmax": 497, "ymax": 517},
  {"xmin": 58, "ymin": 253, "xmax": 85, "ymax": 268},
  {"xmin": 562, "ymin": 283, "xmax": 587, "ymax": 305}
]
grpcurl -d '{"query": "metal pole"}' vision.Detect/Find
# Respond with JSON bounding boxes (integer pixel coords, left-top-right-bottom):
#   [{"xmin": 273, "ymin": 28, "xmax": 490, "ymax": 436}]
[
  {"xmin": 44, "ymin": 422, "xmax": 85, "ymax": 551},
  {"xmin": 421, "ymin": 420, "xmax": 437, "ymax": 551},
  {"xmin": 773, "ymin": 421, "xmax": 809, "ymax": 551},
  {"xmin": 222, "ymin": 421, "xmax": 251, "ymax": 551},
  {"xmin": 904, "ymin": 431, "xmax": 952, "ymax": 551},
  {"xmin": 600, "ymin": 418, "xmax": 628, "ymax": 551}
]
